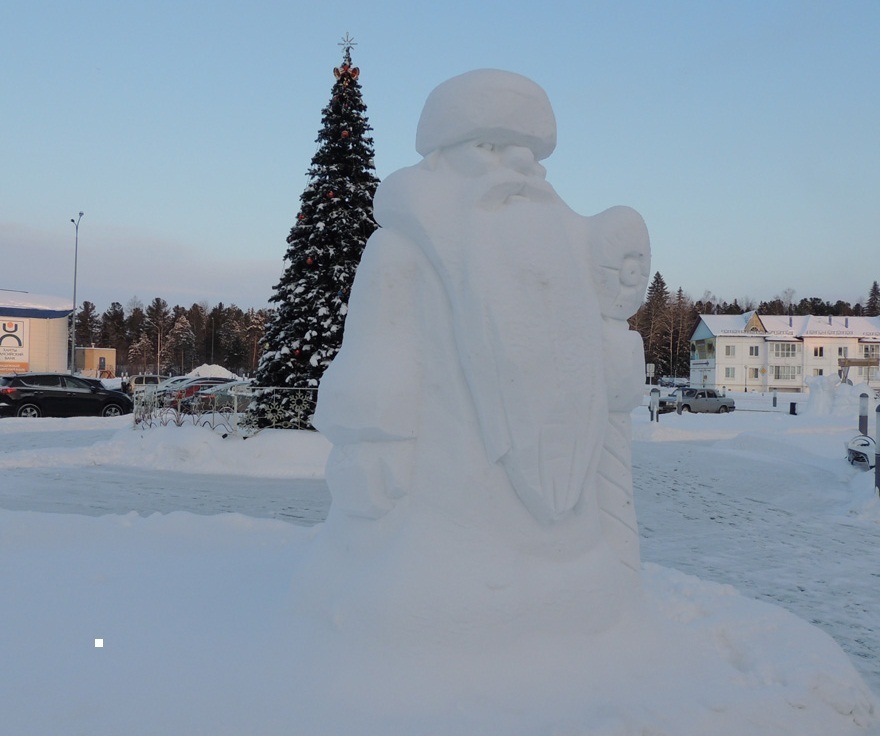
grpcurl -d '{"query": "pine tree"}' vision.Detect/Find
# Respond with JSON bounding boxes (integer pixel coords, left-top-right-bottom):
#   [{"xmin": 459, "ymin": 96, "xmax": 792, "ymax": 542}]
[
  {"xmin": 165, "ymin": 315, "xmax": 196, "ymax": 374},
  {"xmin": 128, "ymin": 334, "xmax": 153, "ymax": 374},
  {"xmin": 866, "ymin": 281, "xmax": 880, "ymax": 317},
  {"xmin": 75, "ymin": 301, "xmax": 101, "ymax": 348},
  {"xmin": 634, "ymin": 272, "xmax": 672, "ymax": 378},
  {"xmin": 100, "ymin": 302, "xmax": 128, "ymax": 360},
  {"xmin": 124, "ymin": 298, "xmax": 147, "ymax": 366},
  {"xmin": 144, "ymin": 298, "xmax": 173, "ymax": 374},
  {"xmin": 252, "ymin": 35, "xmax": 379, "ymax": 427},
  {"xmin": 669, "ymin": 288, "xmax": 696, "ymax": 378}
]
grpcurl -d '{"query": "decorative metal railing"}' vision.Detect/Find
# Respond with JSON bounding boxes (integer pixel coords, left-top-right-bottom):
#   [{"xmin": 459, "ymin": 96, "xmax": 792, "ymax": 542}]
[{"xmin": 133, "ymin": 385, "xmax": 318, "ymax": 436}]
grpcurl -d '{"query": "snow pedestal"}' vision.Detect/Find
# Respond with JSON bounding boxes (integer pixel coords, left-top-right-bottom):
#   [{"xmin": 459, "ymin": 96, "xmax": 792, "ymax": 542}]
[
  {"xmin": 287, "ymin": 69, "xmax": 878, "ymax": 734},
  {"xmin": 287, "ymin": 564, "xmax": 877, "ymax": 735}
]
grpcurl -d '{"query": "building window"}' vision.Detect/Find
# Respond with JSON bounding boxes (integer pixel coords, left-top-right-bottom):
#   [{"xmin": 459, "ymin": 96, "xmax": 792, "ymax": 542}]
[
  {"xmin": 773, "ymin": 365, "xmax": 800, "ymax": 380},
  {"xmin": 772, "ymin": 343, "xmax": 798, "ymax": 359},
  {"xmin": 838, "ymin": 346, "xmax": 848, "ymax": 358},
  {"xmin": 725, "ymin": 367, "xmax": 735, "ymax": 378},
  {"xmin": 749, "ymin": 345, "xmax": 759, "ymax": 357},
  {"xmin": 813, "ymin": 369, "xmax": 824, "ymax": 376},
  {"xmin": 864, "ymin": 345, "xmax": 879, "ymax": 359},
  {"xmin": 725, "ymin": 345, "xmax": 735, "ymax": 357},
  {"xmin": 750, "ymin": 368, "xmax": 760, "ymax": 380},
  {"xmin": 813, "ymin": 346, "xmax": 824, "ymax": 357}
]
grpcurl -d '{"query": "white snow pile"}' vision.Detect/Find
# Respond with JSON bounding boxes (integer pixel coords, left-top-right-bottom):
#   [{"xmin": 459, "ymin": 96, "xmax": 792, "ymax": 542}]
[
  {"xmin": 0, "ymin": 409, "xmax": 876, "ymax": 734},
  {"xmin": 804, "ymin": 374, "xmax": 879, "ymax": 417},
  {"xmin": 185, "ymin": 362, "xmax": 238, "ymax": 379}
]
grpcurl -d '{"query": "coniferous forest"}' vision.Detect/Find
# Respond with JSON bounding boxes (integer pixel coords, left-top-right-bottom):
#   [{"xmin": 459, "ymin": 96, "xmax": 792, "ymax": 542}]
[
  {"xmin": 73, "ymin": 297, "xmax": 269, "ymax": 377},
  {"xmin": 78, "ymin": 278, "xmax": 879, "ymax": 381}
]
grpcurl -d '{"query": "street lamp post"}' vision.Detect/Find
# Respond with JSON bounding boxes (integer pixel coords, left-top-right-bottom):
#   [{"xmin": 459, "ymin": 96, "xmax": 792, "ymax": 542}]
[{"xmin": 70, "ymin": 212, "xmax": 84, "ymax": 374}]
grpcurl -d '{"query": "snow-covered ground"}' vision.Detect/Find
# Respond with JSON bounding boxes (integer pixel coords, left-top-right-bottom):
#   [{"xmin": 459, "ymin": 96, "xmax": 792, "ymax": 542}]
[{"xmin": 2, "ymin": 391, "xmax": 879, "ymax": 734}]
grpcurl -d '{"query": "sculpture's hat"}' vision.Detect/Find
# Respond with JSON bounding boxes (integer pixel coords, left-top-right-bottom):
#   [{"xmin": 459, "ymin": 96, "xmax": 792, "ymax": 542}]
[{"xmin": 415, "ymin": 69, "xmax": 557, "ymax": 161}]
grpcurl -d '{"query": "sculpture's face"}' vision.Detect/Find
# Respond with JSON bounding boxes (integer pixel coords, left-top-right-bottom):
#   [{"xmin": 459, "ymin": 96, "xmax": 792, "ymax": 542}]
[{"xmin": 438, "ymin": 139, "xmax": 556, "ymax": 208}]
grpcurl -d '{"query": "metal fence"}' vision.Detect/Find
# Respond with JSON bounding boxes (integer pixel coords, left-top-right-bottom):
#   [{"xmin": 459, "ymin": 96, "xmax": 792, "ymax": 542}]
[{"xmin": 133, "ymin": 385, "xmax": 318, "ymax": 436}]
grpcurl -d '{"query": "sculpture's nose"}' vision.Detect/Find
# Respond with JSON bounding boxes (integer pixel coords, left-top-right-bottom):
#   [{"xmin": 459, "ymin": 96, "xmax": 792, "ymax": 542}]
[{"xmin": 501, "ymin": 145, "xmax": 538, "ymax": 175}]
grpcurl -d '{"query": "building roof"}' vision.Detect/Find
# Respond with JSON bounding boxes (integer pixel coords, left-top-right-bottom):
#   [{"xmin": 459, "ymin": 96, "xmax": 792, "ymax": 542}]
[
  {"xmin": 695, "ymin": 312, "xmax": 880, "ymax": 342},
  {"xmin": 0, "ymin": 292, "xmax": 72, "ymax": 319}
]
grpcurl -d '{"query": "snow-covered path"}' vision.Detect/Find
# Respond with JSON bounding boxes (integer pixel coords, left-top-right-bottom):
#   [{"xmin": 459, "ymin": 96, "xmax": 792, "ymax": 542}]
[
  {"xmin": 633, "ymin": 429, "xmax": 880, "ymax": 694},
  {"xmin": 0, "ymin": 464, "xmax": 330, "ymax": 523}
]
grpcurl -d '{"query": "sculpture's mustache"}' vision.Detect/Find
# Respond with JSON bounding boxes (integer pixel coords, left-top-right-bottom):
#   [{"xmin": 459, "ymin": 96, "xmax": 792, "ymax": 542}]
[{"xmin": 477, "ymin": 178, "xmax": 556, "ymax": 208}]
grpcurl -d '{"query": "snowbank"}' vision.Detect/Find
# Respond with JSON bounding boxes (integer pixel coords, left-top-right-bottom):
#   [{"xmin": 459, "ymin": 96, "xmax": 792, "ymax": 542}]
[
  {"xmin": 1, "ymin": 506, "xmax": 875, "ymax": 735},
  {"xmin": 186, "ymin": 363, "xmax": 239, "ymax": 379}
]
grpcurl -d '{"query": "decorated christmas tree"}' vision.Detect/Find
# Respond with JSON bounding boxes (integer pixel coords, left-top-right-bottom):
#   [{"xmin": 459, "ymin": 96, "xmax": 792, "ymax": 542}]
[{"xmin": 251, "ymin": 35, "xmax": 379, "ymax": 428}]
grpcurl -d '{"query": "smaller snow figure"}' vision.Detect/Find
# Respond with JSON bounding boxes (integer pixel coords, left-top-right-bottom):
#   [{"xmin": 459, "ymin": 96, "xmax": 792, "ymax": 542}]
[{"xmin": 313, "ymin": 68, "xmax": 651, "ymax": 612}]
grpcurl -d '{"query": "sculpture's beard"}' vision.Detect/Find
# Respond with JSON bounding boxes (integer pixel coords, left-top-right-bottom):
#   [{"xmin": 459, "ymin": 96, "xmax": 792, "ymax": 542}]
[{"xmin": 379, "ymin": 162, "xmax": 607, "ymax": 523}]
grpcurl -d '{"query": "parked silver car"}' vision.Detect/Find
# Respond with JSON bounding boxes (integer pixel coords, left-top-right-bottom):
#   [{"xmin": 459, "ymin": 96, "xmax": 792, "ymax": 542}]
[{"xmin": 658, "ymin": 388, "xmax": 735, "ymax": 414}]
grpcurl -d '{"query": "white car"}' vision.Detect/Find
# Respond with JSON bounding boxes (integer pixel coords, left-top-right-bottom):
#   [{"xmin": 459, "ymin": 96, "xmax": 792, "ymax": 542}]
[{"xmin": 122, "ymin": 374, "xmax": 169, "ymax": 396}]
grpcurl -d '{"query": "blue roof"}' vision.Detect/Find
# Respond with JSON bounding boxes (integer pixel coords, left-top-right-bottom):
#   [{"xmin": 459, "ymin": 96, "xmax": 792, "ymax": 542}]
[{"xmin": 0, "ymin": 292, "xmax": 72, "ymax": 319}]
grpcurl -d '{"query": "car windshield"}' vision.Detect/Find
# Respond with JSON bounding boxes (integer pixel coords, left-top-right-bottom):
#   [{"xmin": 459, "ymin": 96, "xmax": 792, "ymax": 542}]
[{"xmin": 156, "ymin": 376, "xmax": 188, "ymax": 390}]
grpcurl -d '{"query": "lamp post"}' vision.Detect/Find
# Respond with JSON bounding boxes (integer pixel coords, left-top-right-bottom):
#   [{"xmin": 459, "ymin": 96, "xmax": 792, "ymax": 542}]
[{"xmin": 70, "ymin": 212, "xmax": 84, "ymax": 373}]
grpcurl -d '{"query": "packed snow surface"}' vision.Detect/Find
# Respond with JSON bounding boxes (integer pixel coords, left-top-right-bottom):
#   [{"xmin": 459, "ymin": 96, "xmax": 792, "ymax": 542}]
[{"xmin": 2, "ymin": 393, "xmax": 879, "ymax": 734}]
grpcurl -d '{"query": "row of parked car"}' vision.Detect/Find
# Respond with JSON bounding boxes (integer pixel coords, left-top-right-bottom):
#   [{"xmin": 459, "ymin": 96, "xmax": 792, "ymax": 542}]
[
  {"xmin": 0, "ymin": 371, "xmax": 737, "ymax": 420},
  {"xmin": 0, "ymin": 371, "xmax": 254, "ymax": 419},
  {"xmin": 123, "ymin": 374, "xmax": 253, "ymax": 413}
]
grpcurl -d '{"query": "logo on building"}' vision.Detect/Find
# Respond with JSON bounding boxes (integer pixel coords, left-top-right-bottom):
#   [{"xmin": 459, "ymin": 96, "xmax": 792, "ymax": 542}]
[
  {"xmin": 0, "ymin": 319, "xmax": 29, "ymax": 372},
  {"xmin": 1, "ymin": 321, "xmax": 24, "ymax": 347}
]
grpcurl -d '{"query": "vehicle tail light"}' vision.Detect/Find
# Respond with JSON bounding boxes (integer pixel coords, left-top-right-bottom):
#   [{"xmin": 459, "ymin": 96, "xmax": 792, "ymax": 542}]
[{"xmin": 0, "ymin": 387, "xmax": 18, "ymax": 397}]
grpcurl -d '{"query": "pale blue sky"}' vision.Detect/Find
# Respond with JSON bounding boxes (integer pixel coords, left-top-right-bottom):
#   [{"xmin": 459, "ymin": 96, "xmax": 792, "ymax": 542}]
[{"xmin": 2, "ymin": 0, "xmax": 878, "ymax": 312}]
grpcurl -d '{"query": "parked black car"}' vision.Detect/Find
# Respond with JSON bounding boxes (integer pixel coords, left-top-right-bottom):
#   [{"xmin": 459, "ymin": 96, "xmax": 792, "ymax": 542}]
[{"xmin": 0, "ymin": 373, "xmax": 134, "ymax": 418}]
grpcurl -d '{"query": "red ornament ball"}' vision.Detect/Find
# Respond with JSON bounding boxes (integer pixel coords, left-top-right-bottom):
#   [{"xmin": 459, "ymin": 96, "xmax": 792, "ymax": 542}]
[
  {"xmin": 306, "ymin": 257, "xmax": 314, "ymax": 265},
  {"xmin": 294, "ymin": 349, "xmax": 301, "ymax": 357},
  {"xmin": 327, "ymin": 191, "xmax": 335, "ymax": 198},
  {"xmin": 341, "ymin": 130, "xmax": 350, "ymax": 138}
]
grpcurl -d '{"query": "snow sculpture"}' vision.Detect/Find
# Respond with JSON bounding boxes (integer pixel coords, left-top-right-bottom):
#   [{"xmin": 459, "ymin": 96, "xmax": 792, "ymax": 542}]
[
  {"xmin": 291, "ymin": 70, "xmax": 879, "ymax": 734},
  {"xmin": 310, "ymin": 69, "xmax": 649, "ymax": 636}
]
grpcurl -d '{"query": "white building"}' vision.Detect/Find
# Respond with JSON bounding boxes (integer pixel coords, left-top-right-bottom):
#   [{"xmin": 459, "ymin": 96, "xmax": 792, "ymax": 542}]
[
  {"xmin": 689, "ymin": 312, "xmax": 880, "ymax": 394},
  {"xmin": 0, "ymin": 292, "xmax": 73, "ymax": 374}
]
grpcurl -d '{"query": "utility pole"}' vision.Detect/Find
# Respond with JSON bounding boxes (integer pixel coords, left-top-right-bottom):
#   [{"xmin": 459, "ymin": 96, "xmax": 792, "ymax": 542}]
[{"xmin": 70, "ymin": 212, "xmax": 84, "ymax": 373}]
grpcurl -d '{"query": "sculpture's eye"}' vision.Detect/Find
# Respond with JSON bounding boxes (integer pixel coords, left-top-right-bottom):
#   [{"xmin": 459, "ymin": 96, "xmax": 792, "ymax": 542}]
[
  {"xmin": 476, "ymin": 142, "xmax": 495, "ymax": 152},
  {"xmin": 619, "ymin": 256, "xmax": 645, "ymax": 287}
]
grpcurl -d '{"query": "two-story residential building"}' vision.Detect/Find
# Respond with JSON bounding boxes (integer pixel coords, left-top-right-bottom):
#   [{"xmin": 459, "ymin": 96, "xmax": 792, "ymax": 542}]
[{"xmin": 689, "ymin": 312, "xmax": 880, "ymax": 393}]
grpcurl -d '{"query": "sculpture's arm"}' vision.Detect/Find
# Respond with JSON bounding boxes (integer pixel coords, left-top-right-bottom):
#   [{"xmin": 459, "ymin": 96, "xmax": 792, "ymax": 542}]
[{"xmin": 312, "ymin": 228, "xmax": 420, "ymax": 444}]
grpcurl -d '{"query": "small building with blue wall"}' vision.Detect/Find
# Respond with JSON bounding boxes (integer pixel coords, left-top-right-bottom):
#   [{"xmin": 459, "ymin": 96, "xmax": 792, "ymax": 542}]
[{"xmin": 0, "ymin": 292, "xmax": 72, "ymax": 374}]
